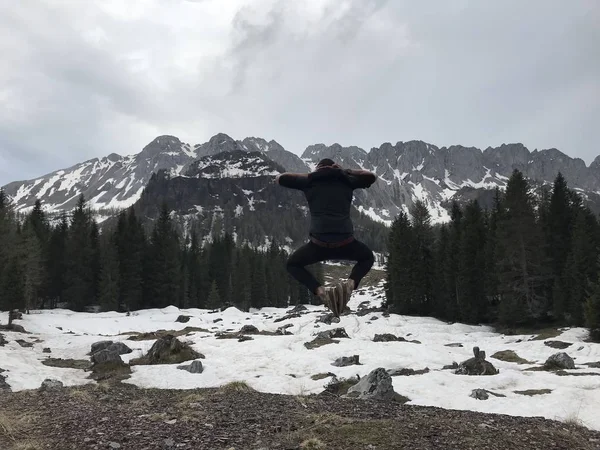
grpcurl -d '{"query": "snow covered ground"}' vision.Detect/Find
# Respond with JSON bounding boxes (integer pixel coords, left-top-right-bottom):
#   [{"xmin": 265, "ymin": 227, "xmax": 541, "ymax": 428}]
[{"xmin": 2, "ymin": 284, "xmax": 600, "ymax": 431}]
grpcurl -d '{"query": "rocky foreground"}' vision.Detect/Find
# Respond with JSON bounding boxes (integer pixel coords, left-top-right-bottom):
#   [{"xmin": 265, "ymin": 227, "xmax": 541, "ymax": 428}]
[{"xmin": 1, "ymin": 382, "xmax": 599, "ymax": 450}]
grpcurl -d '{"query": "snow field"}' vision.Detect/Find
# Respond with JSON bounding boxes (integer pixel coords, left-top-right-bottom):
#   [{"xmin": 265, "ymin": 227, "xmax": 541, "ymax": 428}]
[{"xmin": 1, "ymin": 286, "xmax": 600, "ymax": 430}]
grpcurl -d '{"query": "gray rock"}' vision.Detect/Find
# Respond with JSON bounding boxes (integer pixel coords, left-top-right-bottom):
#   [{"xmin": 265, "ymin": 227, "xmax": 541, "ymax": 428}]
[
  {"xmin": 164, "ymin": 437, "xmax": 175, "ymax": 448},
  {"xmin": 443, "ymin": 362, "xmax": 459, "ymax": 370},
  {"xmin": 470, "ymin": 389, "xmax": 490, "ymax": 400},
  {"xmin": 90, "ymin": 341, "xmax": 114, "ymax": 355},
  {"xmin": 176, "ymin": 315, "xmax": 191, "ymax": 323},
  {"xmin": 239, "ymin": 325, "xmax": 260, "ymax": 334},
  {"xmin": 0, "ymin": 369, "xmax": 10, "ymax": 391},
  {"xmin": 108, "ymin": 442, "xmax": 121, "ymax": 449},
  {"xmin": 16, "ymin": 339, "xmax": 33, "ymax": 348},
  {"xmin": 469, "ymin": 389, "xmax": 506, "ymax": 400},
  {"xmin": 0, "ymin": 333, "xmax": 6, "ymax": 346},
  {"xmin": 287, "ymin": 304, "xmax": 308, "ymax": 314},
  {"xmin": 544, "ymin": 340, "xmax": 572, "ymax": 350},
  {"xmin": 105, "ymin": 342, "xmax": 132, "ymax": 356},
  {"xmin": 177, "ymin": 360, "xmax": 204, "ymax": 374},
  {"xmin": 455, "ymin": 347, "xmax": 498, "ymax": 375},
  {"xmin": 445, "ymin": 343, "xmax": 463, "ymax": 348},
  {"xmin": 345, "ymin": 368, "xmax": 395, "ymax": 401},
  {"xmin": 91, "ymin": 349, "xmax": 125, "ymax": 366},
  {"xmin": 373, "ymin": 334, "xmax": 405, "ymax": 342},
  {"xmin": 370, "ymin": 316, "xmax": 379, "ymax": 321},
  {"xmin": 388, "ymin": 367, "xmax": 430, "ymax": 376},
  {"xmin": 332, "ymin": 355, "xmax": 360, "ymax": 367},
  {"xmin": 544, "ymin": 352, "xmax": 575, "ymax": 370},
  {"xmin": 276, "ymin": 324, "xmax": 294, "ymax": 335},
  {"xmin": 40, "ymin": 379, "xmax": 64, "ymax": 391},
  {"xmin": 316, "ymin": 328, "xmax": 349, "ymax": 340},
  {"xmin": 213, "ymin": 318, "xmax": 223, "ymax": 323},
  {"xmin": 43, "ymin": 347, "xmax": 51, "ymax": 353},
  {"xmin": 316, "ymin": 313, "xmax": 336, "ymax": 325}
]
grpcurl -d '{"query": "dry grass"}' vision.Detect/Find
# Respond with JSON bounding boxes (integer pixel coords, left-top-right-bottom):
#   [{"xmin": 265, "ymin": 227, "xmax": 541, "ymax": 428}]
[
  {"xmin": 218, "ymin": 381, "xmax": 255, "ymax": 393},
  {"xmin": 0, "ymin": 412, "xmax": 40, "ymax": 449},
  {"xmin": 299, "ymin": 437, "xmax": 326, "ymax": 449},
  {"xmin": 68, "ymin": 387, "xmax": 94, "ymax": 402}
]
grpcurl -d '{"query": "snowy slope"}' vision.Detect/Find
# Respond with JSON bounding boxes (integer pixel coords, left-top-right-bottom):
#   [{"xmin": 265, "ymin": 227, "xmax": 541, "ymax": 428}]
[
  {"xmin": 2, "ymin": 282, "xmax": 599, "ymax": 431},
  {"xmin": 2, "ymin": 136, "xmax": 198, "ymax": 213}
]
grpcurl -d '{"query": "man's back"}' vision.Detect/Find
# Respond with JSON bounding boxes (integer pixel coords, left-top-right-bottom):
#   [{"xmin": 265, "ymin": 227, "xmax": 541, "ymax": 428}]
[{"xmin": 277, "ymin": 165, "xmax": 376, "ymax": 242}]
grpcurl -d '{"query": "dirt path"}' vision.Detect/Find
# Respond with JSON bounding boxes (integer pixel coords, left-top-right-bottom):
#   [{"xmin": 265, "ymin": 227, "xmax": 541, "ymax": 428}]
[{"xmin": 1, "ymin": 382, "xmax": 599, "ymax": 450}]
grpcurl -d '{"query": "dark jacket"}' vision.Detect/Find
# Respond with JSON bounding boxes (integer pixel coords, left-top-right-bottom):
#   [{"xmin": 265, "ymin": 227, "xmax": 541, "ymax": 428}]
[{"xmin": 278, "ymin": 167, "xmax": 376, "ymax": 242}]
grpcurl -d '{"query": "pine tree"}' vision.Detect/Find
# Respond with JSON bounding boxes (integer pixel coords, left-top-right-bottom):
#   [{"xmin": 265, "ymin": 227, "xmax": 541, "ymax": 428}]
[
  {"xmin": 385, "ymin": 211, "xmax": 413, "ymax": 314},
  {"xmin": 547, "ymin": 173, "xmax": 574, "ymax": 320},
  {"xmin": 496, "ymin": 170, "xmax": 548, "ymax": 325},
  {"xmin": 585, "ymin": 271, "xmax": 600, "ymax": 342},
  {"xmin": 98, "ymin": 236, "xmax": 120, "ymax": 312},
  {"xmin": 145, "ymin": 203, "xmax": 181, "ymax": 308},
  {"xmin": 18, "ymin": 224, "xmax": 44, "ymax": 312},
  {"xmin": 563, "ymin": 207, "xmax": 598, "ymax": 325},
  {"xmin": 250, "ymin": 255, "xmax": 267, "ymax": 308},
  {"xmin": 47, "ymin": 213, "xmax": 68, "ymax": 308},
  {"xmin": 457, "ymin": 200, "xmax": 487, "ymax": 323},
  {"xmin": 432, "ymin": 224, "xmax": 450, "ymax": 319},
  {"xmin": 410, "ymin": 200, "xmax": 434, "ymax": 315},
  {"xmin": 445, "ymin": 201, "xmax": 463, "ymax": 321},
  {"xmin": 115, "ymin": 208, "xmax": 145, "ymax": 311},
  {"xmin": 207, "ymin": 279, "xmax": 221, "ymax": 310},
  {"xmin": 63, "ymin": 195, "xmax": 95, "ymax": 311}
]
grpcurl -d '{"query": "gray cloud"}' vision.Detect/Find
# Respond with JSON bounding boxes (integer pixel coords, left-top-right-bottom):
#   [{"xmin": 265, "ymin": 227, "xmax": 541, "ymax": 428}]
[{"xmin": 0, "ymin": 0, "xmax": 598, "ymax": 185}]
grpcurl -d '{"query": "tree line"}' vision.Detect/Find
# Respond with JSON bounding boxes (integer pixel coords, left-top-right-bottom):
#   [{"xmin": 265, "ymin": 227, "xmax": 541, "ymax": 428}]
[
  {"xmin": 385, "ymin": 169, "xmax": 600, "ymax": 341},
  {"xmin": 0, "ymin": 193, "xmax": 323, "ymax": 314}
]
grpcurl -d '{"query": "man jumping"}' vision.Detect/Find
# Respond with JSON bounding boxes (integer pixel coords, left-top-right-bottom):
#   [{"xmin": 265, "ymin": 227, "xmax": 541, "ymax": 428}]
[{"xmin": 275, "ymin": 158, "xmax": 377, "ymax": 317}]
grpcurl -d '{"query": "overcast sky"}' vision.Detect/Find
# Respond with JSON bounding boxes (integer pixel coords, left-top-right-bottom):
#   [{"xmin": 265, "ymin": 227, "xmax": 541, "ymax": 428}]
[{"xmin": 1, "ymin": 0, "xmax": 598, "ymax": 185}]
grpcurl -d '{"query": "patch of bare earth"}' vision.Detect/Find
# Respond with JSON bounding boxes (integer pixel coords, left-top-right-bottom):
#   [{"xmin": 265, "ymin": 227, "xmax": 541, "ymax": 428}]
[{"xmin": 1, "ymin": 383, "xmax": 599, "ymax": 450}]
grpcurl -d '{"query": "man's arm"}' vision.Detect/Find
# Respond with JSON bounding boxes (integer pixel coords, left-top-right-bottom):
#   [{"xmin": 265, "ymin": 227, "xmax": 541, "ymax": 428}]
[
  {"xmin": 344, "ymin": 168, "xmax": 377, "ymax": 189},
  {"xmin": 275, "ymin": 172, "xmax": 309, "ymax": 190}
]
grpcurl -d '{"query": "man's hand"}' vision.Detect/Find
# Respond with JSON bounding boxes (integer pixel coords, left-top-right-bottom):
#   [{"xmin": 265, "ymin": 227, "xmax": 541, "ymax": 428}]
[{"xmin": 345, "ymin": 168, "xmax": 377, "ymax": 178}]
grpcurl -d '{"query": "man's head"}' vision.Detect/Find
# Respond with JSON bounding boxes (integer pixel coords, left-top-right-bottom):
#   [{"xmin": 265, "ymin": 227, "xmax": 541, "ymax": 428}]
[{"xmin": 316, "ymin": 158, "xmax": 340, "ymax": 170}]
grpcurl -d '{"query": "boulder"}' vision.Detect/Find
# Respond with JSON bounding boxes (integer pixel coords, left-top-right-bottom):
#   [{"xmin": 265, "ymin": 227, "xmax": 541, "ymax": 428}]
[
  {"xmin": 0, "ymin": 369, "xmax": 10, "ymax": 391},
  {"xmin": 445, "ymin": 343, "xmax": 464, "ymax": 348},
  {"xmin": 43, "ymin": 347, "xmax": 51, "ymax": 353},
  {"xmin": 238, "ymin": 335, "xmax": 254, "ymax": 342},
  {"xmin": 176, "ymin": 315, "xmax": 191, "ymax": 323},
  {"xmin": 15, "ymin": 339, "xmax": 33, "ymax": 348},
  {"xmin": 276, "ymin": 324, "xmax": 294, "ymax": 335},
  {"xmin": 373, "ymin": 334, "xmax": 405, "ymax": 342},
  {"xmin": 316, "ymin": 313, "xmax": 337, "ymax": 325},
  {"xmin": 213, "ymin": 318, "xmax": 223, "ymax": 323},
  {"xmin": 332, "ymin": 355, "xmax": 360, "ymax": 367},
  {"xmin": 288, "ymin": 305, "xmax": 308, "ymax": 314},
  {"xmin": 388, "ymin": 367, "xmax": 430, "ymax": 376},
  {"xmin": 132, "ymin": 335, "xmax": 202, "ymax": 365},
  {"xmin": 316, "ymin": 328, "xmax": 349, "ymax": 340},
  {"xmin": 40, "ymin": 379, "xmax": 64, "ymax": 391},
  {"xmin": 544, "ymin": 340, "xmax": 572, "ymax": 350},
  {"xmin": 544, "ymin": 352, "xmax": 575, "ymax": 370},
  {"xmin": 345, "ymin": 368, "xmax": 396, "ymax": 401},
  {"xmin": 443, "ymin": 362, "xmax": 459, "ymax": 370},
  {"xmin": 470, "ymin": 389, "xmax": 489, "ymax": 400},
  {"xmin": 0, "ymin": 333, "xmax": 6, "ymax": 346},
  {"xmin": 274, "ymin": 313, "xmax": 302, "ymax": 323},
  {"xmin": 239, "ymin": 325, "xmax": 260, "ymax": 334},
  {"xmin": 91, "ymin": 349, "xmax": 125, "ymax": 366},
  {"xmin": 177, "ymin": 360, "xmax": 204, "ymax": 374},
  {"xmin": 455, "ymin": 347, "xmax": 498, "ymax": 375},
  {"xmin": 106, "ymin": 342, "xmax": 132, "ymax": 356},
  {"xmin": 90, "ymin": 340, "xmax": 114, "ymax": 355},
  {"xmin": 470, "ymin": 389, "xmax": 505, "ymax": 400}
]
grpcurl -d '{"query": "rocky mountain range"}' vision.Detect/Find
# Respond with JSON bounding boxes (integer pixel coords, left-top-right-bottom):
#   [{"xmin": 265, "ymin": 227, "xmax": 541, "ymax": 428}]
[{"xmin": 3, "ymin": 133, "xmax": 599, "ymax": 242}]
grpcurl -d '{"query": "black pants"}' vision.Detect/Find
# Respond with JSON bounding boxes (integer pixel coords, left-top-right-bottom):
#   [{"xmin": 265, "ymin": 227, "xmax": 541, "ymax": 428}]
[{"xmin": 286, "ymin": 239, "xmax": 375, "ymax": 294}]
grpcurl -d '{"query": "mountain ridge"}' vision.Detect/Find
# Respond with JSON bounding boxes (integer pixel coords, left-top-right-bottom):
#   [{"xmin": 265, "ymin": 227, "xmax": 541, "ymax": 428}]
[{"xmin": 3, "ymin": 134, "xmax": 599, "ymax": 227}]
